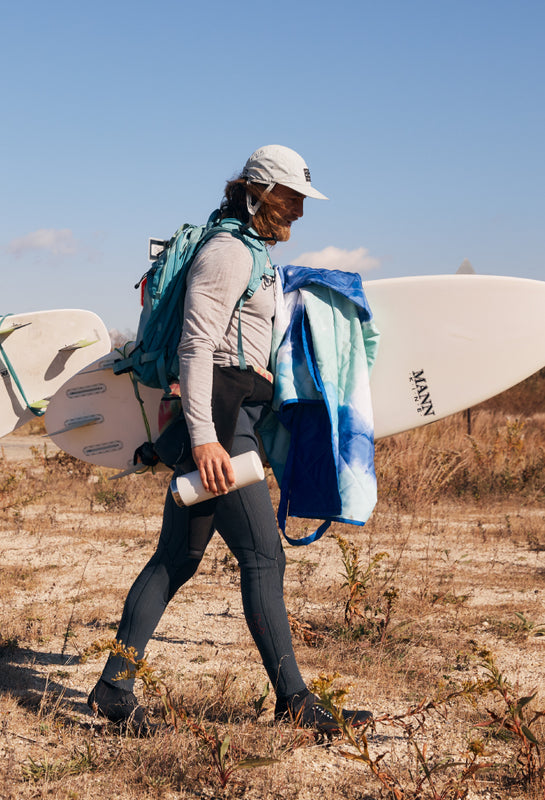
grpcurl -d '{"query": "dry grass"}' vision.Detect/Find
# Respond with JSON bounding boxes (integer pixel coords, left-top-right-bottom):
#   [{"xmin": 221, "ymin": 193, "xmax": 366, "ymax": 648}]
[{"xmin": 2, "ymin": 375, "xmax": 545, "ymax": 798}]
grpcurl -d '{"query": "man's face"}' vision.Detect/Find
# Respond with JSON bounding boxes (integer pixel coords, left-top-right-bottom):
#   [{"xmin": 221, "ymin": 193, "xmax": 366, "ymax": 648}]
[{"xmin": 270, "ymin": 185, "xmax": 305, "ymax": 241}]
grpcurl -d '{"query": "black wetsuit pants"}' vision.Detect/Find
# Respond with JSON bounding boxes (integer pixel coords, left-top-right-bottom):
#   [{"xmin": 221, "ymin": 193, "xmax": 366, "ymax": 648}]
[{"xmin": 100, "ymin": 404, "xmax": 306, "ymax": 699}]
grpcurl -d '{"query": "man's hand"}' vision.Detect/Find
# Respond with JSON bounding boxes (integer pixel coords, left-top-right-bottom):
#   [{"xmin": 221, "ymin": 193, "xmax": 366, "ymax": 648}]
[{"xmin": 192, "ymin": 442, "xmax": 235, "ymax": 495}]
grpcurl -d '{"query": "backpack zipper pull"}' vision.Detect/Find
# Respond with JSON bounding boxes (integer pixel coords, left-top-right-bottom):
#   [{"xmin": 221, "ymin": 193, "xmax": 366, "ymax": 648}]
[{"xmin": 134, "ymin": 271, "xmax": 148, "ymax": 290}]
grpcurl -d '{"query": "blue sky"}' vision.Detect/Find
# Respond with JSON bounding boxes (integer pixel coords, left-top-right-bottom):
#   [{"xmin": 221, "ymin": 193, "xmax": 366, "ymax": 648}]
[{"xmin": 2, "ymin": 0, "xmax": 544, "ymax": 335}]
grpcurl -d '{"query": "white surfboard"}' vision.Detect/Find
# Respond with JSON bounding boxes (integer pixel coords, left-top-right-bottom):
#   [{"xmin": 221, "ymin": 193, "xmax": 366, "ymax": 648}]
[
  {"xmin": 0, "ymin": 309, "xmax": 111, "ymax": 438},
  {"xmin": 44, "ymin": 274, "xmax": 545, "ymax": 470},
  {"xmin": 365, "ymin": 274, "xmax": 545, "ymax": 438},
  {"xmin": 44, "ymin": 348, "xmax": 168, "ymax": 472}
]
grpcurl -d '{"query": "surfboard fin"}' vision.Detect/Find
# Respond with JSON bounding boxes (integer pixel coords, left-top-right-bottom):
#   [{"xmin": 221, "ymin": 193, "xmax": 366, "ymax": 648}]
[
  {"xmin": 109, "ymin": 464, "xmax": 150, "ymax": 480},
  {"xmin": 29, "ymin": 399, "xmax": 49, "ymax": 412},
  {"xmin": 78, "ymin": 359, "xmax": 122, "ymax": 374},
  {"xmin": 46, "ymin": 414, "xmax": 103, "ymax": 437},
  {"xmin": 78, "ymin": 344, "xmax": 136, "ymax": 372},
  {"xmin": 59, "ymin": 338, "xmax": 100, "ymax": 352},
  {"xmin": 0, "ymin": 321, "xmax": 32, "ymax": 336}
]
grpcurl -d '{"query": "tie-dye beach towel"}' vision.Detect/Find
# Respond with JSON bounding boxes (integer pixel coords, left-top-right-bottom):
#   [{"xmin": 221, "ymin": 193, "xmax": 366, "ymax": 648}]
[{"xmin": 259, "ymin": 265, "xmax": 380, "ymax": 546}]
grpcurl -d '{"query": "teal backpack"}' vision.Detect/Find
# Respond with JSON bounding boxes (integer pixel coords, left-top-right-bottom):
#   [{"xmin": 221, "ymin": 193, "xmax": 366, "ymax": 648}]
[{"xmin": 113, "ymin": 210, "xmax": 274, "ymax": 392}]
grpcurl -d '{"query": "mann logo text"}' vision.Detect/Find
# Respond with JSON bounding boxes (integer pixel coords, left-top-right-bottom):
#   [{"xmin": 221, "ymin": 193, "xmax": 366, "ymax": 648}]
[{"xmin": 409, "ymin": 369, "xmax": 436, "ymax": 417}]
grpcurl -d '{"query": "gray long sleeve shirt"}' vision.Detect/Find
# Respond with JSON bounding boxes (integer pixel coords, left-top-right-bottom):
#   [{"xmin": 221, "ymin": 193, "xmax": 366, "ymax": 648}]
[{"xmin": 177, "ymin": 232, "xmax": 275, "ymax": 447}]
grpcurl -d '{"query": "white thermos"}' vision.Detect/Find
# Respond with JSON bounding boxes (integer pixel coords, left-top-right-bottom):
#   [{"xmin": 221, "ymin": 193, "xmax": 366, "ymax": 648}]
[{"xmin": 170, "ymin": 450, "xmax": 265, "ymax": 507}]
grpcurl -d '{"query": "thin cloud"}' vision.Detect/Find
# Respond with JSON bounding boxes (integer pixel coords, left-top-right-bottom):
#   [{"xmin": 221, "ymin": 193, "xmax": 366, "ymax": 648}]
[
  {"xmin": 8, "ymin": 228, "xmax": 78, "ymax": 257},
  {"xmin": 109, "ymin": 328, "xmax": 136, "ymax": 348},
  {"xmin": 292, "ymin": 245, "xmax": 380, "ymax": 274}
]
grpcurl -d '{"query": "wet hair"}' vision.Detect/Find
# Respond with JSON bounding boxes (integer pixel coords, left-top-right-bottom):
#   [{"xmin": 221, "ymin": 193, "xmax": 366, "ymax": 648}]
[{"xmin": 219, "ymin": 176, "xmax": 291, "ymax": 244}]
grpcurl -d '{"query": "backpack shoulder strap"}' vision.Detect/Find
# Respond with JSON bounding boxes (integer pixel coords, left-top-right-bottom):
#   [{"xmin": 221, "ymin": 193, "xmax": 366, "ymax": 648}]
[
  {"xmin": 201, "ymin": 216, "xmax": 274, "ymax": 370},
  {"xmin": 216, "ymin": 217, "xmax": 274, "ymax": 291}
]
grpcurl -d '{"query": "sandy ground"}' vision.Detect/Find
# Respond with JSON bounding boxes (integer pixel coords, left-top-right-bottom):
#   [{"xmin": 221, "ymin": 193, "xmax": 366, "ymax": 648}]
[
  {"xmin": 2, "ymin": 432, "xmax": 545, "ymax": 798},
  {"xmin": 0, "ymin": 434, "xmax": 60, "ymax": 461}
]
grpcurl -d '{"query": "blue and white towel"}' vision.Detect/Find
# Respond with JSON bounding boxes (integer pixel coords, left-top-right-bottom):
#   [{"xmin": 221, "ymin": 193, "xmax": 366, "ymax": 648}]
[{"xmin": 259, "ymin": 265, "xmax": 380, "ymax": 546}]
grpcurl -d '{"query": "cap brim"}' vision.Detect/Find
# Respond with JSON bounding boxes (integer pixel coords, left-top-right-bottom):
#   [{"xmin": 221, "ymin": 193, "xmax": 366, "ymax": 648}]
[
  {"xmin": 302, "ymin": 186, "xmax": 328, "ymax": 200},
  {"xmin": 277, "ymin": 181, "xmax": 328, "ymax": 200}
]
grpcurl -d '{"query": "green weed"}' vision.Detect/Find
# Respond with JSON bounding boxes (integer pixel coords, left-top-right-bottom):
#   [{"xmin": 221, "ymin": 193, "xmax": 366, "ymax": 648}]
[
  {"xmin": 84, "ymin": 640, "xmax": 280, "ymax": 790},
  {"xmin": 92, "ymin": 478, "xmax": 127, "ymax": 511},
  {"xmin": 311, "ymin": 654, "xmax": 545, "ymax": 799},
  {"xmin": 22, "ymin": 743, "xmax": 98, "ymax": 783},
  {"xmin": 334, "ymin": 533, "xmax": 396, "ymax": 642}
]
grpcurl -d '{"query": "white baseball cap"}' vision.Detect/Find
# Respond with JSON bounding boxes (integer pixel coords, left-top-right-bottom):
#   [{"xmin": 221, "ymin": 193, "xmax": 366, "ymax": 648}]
[{"xmin": 242, "ymin": 145, "xmax": 328, "ymax": 200}]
